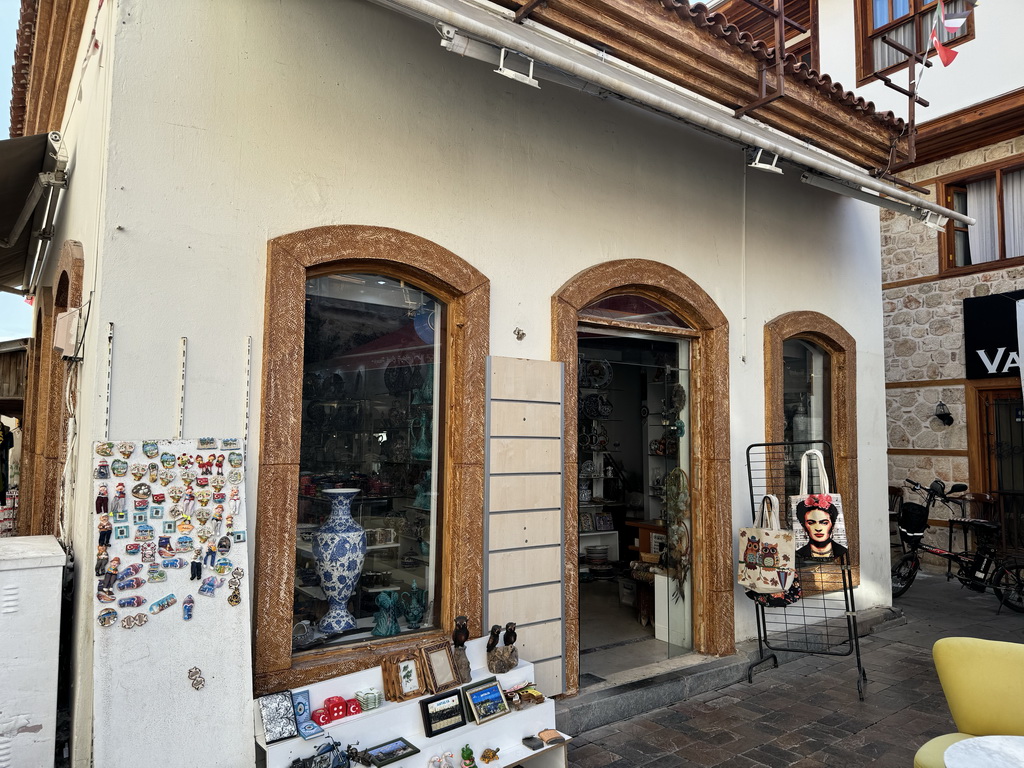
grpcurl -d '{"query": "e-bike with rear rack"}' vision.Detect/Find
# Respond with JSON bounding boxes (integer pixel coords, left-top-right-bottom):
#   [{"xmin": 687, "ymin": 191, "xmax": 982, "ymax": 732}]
[{"xmin": 891, "ymin": 478, "xmax": 1024, "ymax": 612}]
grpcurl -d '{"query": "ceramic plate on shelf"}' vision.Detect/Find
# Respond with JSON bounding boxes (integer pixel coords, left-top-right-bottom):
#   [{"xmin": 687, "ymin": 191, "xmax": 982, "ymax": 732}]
[
  {"xmin": 582, "ymin": 393, "xmax": 602, "ymax": 419},
  {"xmin": 581, "ymin": 459, "xmax": 596, "ymax": 477},
  {"xmin": 586, "ymin": 359, "xmax": 613, "ymax": 389}
]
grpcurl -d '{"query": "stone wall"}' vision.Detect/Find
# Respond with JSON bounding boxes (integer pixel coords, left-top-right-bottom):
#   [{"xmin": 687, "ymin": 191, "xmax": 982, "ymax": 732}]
[{"xmin": 881, "ymin": 137, "xmax": 1024, "ymax": 497}]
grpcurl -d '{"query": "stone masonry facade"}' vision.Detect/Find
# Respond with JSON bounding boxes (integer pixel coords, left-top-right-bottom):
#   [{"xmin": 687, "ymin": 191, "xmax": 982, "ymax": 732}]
[{"xmin": 882, "ymin": 136, "xmax": 1024, "ymax": 537}]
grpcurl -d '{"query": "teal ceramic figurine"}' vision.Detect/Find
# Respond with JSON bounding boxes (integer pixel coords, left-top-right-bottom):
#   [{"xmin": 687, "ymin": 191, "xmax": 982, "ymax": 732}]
[
  {"xmin": 400, "ymin": 580, "xmax": 427, "ymax": 629},
  {"xmin": 371, "ymin": 590, "xmax": 402, "ymax": 636}
]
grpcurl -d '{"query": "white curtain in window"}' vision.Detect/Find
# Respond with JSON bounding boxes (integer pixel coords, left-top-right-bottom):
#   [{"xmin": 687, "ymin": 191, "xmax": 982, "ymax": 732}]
[
  {"xmin": 874, "ymin": 20, "xmax": 914, "ymax": 69},
  {"xmin": 967, "ymin": 177, "xmax": 998, "ymax": 263},
  {"xmin": 1003, "ymin": 169, "xmax": 1024, "ymax": 259}
]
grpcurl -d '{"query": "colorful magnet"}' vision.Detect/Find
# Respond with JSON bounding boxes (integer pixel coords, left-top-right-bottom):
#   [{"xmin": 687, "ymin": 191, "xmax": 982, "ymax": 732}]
[
  {"xmin": 228, "ymin": 451, "xmax": 243, "ymax": 468},
  {"xmin": 117, "ymin": 577, "xmax": 146, "ymax": 591},
  {"xmin": 178, "ymin": 454, "xmax": 194, "ymax": 469},
  {"xmin": 213, "ymin": 557, "xmax": 233, "ymax": 575},
  {"xmin": 197, "ymin": 438, "xmax": 217, "ymax": 450},
  {"xmin": 195, "ymin": 526, "xmax": 212, "ymax": 543},
  {"xmin": 196, "ymin": 508, "xmax": 210, "ymax": 525},
  {"xmin": 117, "ymin": 564, "xmax": 143, "ymax": 581},
  {"xmin": 96, "ymin": 591, "xmax": 115, "ymax": 603},
  {"xmin": 210, "ymin": 476, "xmax": 226, "ymax": 492},
  {"xmin": 140, "ymin": 542, "xmax": 156, "ymax": 562},
  {"xmin": 188, "ymin": 667, "xmax": 205, "ymax": 690},
  {"xmin": 227, "ymin": 567, "xmax": 244, "ymax": 589},
  {"xmin": 181, "ymin": 469, "xmax": 197, "ymax": 486},
  {"xmin": 132, "ymin": 511, "xmax": 147, "ymax": 525},
  {"xmin": 227, "ymin": 469, "xmax": 243, "ymax": 485},
  {"xmin": 161, "ymin": 520, "xmax": 176, "ymax": 535},
  {"xmin": 198, "ymin": 576, "xmax": 224, "ymax": 597},
  {"xmin": 132, "ymin": 482, "xmax": 151, "ymax": 499},
  {"xmin": 135, "ymin": 524, "xmax": 154, "ymax": 542},
  {"xmin": 212, "ymin": 492, "xmax": 226, "ymax": 505},
  {"xmin": 149, "ymin": 594, "xmax": 177, "ymax": 614},
  {"xmin": 177, "ymin": 518, "xmax": 194, "ymax": 534},
  {"xmin": 152, "ymin": 493, "xmax": 166, "ymax": 504},
  {"xmin": 150, "ymin": 506, "xmax": 163, "ymax": 519},
  {"xmin": 169, "ymin": 486, "xmax": 186, "ymax": 503},
  {"xmin": 147, "ymin": 564, "xmax": 167, "ymax": 583},
  {"xmin": 133, "ymin": 499, "xmax": 149, "ymax": 513},
  {"xmin": 125, "ymin": 543, "xmax": 141, "ymax": 556},
  {"xmin": 117, "ymin": 442, "xmax": 136, "ymax": 459},
  {"xmin": 217, "ymin": 536, "xmax": 232, "ymax": 555},
  {"xmin": 161, "ymin": 452, "xmax": 177, "ymax": 469},
  {"xmin": 130, "ymin": 464, "xmax": 146, "ymax": 481},
  {"xmin": 162, "ymin": 557, "xmax": 187, "ymax": 569},
  {"xmin": 113, "ymin": 525, "xmax": 129, "ymax": 540},
  {"xmin": 175, "ymin": 535, "xmax": 194, "ymax": 552},
  {"xmin": 222, "ymin": 438, "xmax": 239, "ymax": 450},
  {"xmin": 117, "ymin": 595, "xmax": 146, "ymax": 608},
  {"xmin": 97, "ymin": 608, "xmax": 118, "ymax": 627},
  {"xmin": 95, "ymin": 442, "xmax": 114, "ymax": 457},
  {"xmin": 148, "ymin": 463, "xmax": 159, "ymax": 483},
  {"xmin": 158, "ymin": 469, "xmax": 175, "ymax": 487},
  {"xmin": 214, "ymin": 455, "xmax": 225, "ymax": 475},
  {"xmin": 196, "ymin": 476, "xmax": 210, "ymax": 488},
  {"xmin": 183, "ymin": 594, "xmax": 194, "ymax": 621},
  {"xmin": 142, "ymin": 441, "xmax": 159, "ymax": 459},
  {"xmin": 94, "ymin": 459, "xmax": 111, "ymax": 479},
  {"xmin": 227, "ymin": 586, "xmax": 241, "ymax": 607},
  {"xmin": 121, "ymin": 613, "xmax": 148, "ymax": 629}
]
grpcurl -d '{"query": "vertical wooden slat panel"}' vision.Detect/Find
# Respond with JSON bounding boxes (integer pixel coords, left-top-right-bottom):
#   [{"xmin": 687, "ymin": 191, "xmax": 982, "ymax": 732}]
[{"xmin": 485, "ymin": 357, "xmax": 565, "ymax": 694}]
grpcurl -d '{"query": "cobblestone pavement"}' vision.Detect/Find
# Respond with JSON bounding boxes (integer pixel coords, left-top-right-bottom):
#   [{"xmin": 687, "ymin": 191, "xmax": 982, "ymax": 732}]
[{"xmin": 566, "ymin": 571, "xmax": 1024, "ymax": 768}]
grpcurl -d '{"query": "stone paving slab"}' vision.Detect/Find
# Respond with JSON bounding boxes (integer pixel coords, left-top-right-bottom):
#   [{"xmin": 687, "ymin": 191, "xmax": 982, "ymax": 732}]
[{"xmin": 565, "ymin": 573, "xmax": 1024, "ymax": 767}]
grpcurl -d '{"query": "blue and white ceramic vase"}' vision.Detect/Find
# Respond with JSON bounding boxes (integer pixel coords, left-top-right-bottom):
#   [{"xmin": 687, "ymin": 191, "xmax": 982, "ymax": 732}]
[{"xmin": 313, "ymin": 488, "xmax": 365, "ymax": 633}]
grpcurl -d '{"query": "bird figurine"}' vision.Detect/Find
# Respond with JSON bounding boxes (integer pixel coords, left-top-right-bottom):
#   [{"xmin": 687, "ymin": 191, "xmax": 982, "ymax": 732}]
[
  {"xmin": 486, "ymin": 624, "xmax": 501, "ymax": 653},
  {"xmin": 452, "ymin": 615, "xmax": 470, "ymax": 648},
  {"xmin": 503, "ymin": 621, "xmax": 517, "ymax": 646}
]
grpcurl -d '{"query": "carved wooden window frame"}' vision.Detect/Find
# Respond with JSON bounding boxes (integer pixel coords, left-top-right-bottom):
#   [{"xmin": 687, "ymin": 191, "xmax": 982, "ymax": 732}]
[
  {"xmin": 552, "ymin": 260, "xmax": 733, "ymax": 696},
  {"xmin": 764, "ymin": 313, "xmax": 860, "ymax": 573},
  {"xmin": 254, "ymin": 225, "xmax": 488, "ymax": 696}
]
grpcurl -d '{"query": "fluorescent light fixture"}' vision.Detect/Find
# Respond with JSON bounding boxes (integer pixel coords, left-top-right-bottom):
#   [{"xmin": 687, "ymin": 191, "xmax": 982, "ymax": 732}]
[
  {"xmin": 801, "ymin": 172, "xmax": 950, "ymax": 228},
  {"xmin": 747, "ymin": 147, "xmax": 783, "ymax": 175},
  {"xmin": 494, "ymin": 48, "xmax": 540, "ymax": 88}
]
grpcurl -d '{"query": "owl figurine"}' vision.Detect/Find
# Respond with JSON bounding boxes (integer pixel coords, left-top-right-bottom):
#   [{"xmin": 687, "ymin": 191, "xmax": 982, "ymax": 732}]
[
  {"xmin": 743, "ymin": 535, "xmax": 760, "ymax": 570},
  {"xmin": 759, "ymin": 542, "xmax": 778, "ymax": 570}
]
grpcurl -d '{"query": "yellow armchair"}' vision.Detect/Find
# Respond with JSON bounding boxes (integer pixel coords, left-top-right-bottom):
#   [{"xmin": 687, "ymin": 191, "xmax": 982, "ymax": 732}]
[{"xmin": 914, "ymin": 637, "xmax": 1024, "ymax": 768}]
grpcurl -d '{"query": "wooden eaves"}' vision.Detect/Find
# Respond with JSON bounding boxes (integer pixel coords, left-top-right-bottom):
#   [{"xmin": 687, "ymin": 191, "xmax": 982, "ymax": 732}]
[{"xmin": 494, "ymin": 0, "xmax": 905, "ymax": 171}]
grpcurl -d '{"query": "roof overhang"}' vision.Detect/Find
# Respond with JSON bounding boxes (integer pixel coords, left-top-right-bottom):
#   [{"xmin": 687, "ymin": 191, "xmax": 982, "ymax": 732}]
[
  {"xmin": 370, "ymin": 0, "xmax": 973, "ymax": 226},
  {"xmin": 0, "ymin": 131, "xmax": 68, "ymax": 295}
]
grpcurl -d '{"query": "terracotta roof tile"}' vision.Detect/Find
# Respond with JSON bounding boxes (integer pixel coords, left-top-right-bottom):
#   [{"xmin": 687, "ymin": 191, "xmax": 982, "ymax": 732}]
[{"xmin": 9, "ymin": 0, "xmax": 37, "ymax": 138}]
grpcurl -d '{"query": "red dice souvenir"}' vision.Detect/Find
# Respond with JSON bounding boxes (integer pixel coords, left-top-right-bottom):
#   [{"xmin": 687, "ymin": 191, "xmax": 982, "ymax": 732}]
[
  {"xmin": 346, "ymin": 700, "xmax": 362, "ymax": 716},
  {"xmin": 325, "ymin": 696, "xmax": 347, "ymax": 721}
]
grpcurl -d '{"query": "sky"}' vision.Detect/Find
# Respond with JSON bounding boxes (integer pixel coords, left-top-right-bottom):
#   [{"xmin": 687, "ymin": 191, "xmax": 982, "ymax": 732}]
[{"xmin": 1, "ymin": 0, "xmax": 37, "ymax": 341}]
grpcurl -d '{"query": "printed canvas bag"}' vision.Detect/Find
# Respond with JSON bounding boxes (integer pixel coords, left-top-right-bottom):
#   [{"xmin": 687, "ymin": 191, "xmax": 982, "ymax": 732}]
[
  {"xmin": 738, "ymin": 494, "xmax": 797, "ymax": 594},
  {"xmin": 789, "ymin": 449, "xmax": 848, "ymax": 560}
]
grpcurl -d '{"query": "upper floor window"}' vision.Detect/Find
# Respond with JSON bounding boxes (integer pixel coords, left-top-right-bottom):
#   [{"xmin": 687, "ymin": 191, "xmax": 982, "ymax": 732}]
[
  {"xmin": 939, "ymin": 160, "xmax": 1024, "ymax": 273},
  {"xmin": 857, "ymin": 0, "xmax": 973, "ymax": 82}
]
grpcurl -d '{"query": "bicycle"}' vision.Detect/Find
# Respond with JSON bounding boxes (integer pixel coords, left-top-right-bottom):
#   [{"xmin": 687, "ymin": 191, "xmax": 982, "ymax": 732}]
[{"xmin": 890, "ymin": 478, "xmax": 1024, "ymax": 612}]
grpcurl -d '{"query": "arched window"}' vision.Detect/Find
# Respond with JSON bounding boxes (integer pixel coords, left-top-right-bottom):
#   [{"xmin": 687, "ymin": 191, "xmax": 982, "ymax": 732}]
[{"xmin": 255, "ymin": 226, "xmax": 488, "ymax": 694}]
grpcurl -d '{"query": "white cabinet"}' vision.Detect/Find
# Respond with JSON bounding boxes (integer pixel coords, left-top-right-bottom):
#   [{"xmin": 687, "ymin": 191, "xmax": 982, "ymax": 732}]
[{"xmin": 256, "ymin": 637, "xmax": 568, "ymax": 768}]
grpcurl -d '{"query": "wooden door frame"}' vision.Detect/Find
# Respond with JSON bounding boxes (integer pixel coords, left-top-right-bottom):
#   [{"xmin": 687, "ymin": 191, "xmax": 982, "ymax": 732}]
[{"xmin": 965, "ymin": 376, "xmax": 1022, "ymax": 493}]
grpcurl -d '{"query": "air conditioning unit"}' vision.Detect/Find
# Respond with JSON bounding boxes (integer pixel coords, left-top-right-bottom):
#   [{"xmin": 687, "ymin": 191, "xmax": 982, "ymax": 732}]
[{"xmin": 52, "ymin": 308, "xmax": 80, "ymax": 358}]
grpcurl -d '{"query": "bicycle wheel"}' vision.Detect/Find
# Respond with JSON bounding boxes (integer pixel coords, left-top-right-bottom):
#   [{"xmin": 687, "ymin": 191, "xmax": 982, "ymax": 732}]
[
  {"xmin": 992, "ymin": 564, "xmax": 1024, "ymax": 613},
  {"xmin": 891, "ymin": 552, "xmax": 920, "ymax": 598}
]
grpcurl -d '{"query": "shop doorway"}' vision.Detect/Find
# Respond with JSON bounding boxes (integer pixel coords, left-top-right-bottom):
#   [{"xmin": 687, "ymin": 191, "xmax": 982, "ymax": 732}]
[
  {"xmin": 977, "ymin": 387, "xmax": 1024, "ymax": 552},
  {"xmin": 576, "ymin": 323, "xmax": 694, "ymax": 684}
]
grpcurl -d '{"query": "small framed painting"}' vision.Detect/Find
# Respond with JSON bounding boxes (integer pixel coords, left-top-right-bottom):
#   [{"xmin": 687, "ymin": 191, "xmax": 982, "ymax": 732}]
[
  {"xmin": 462, "ymin": 677, "xmax": 510, "ymax": 725},
  {"xmin": 365, "ymin": 737, "xmax": 420, "ymax": 767},
  {"xmin": 419, "ymin": 689, "xmax": 466, "ymax": 737},
  {"xmin": 419, "ymin": 640, "xmax": 459, "ymax": 694},
  {"xmin": 381, "ymin": 653, "xmax": 427, "ymax": 702}
]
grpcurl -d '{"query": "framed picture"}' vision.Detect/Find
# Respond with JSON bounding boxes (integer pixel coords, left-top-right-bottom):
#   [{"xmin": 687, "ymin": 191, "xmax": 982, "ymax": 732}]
[
  {"xmin": 365, "ymin": 737, "xmax": 420, "ymax": 767},
  {"xmin": 419, "ymin": 689, "xmax": 467, "ymax": 737},
  {"xmin": 113, "ymin": 525, "xmax": 129, "ymax": 540},
  {"xmin": 579, "ymin": 512, "xmax": 594, "ymax": 532},
  {"xmin": 462, "ymin": 677, "xmax": 510, "ymax": 725},
  {"xmin": 419, "ymin": 640, "xmax": 459, "ymax": 693},
  {"xmin": 162, "ymin": 520, "xmax": 176, "ymax": 534},
  {"xmin": 256, "ymin": 691, "xmax": 298, "ymax": 744},
  {"xmin": 381, "ymin": 653, "xmax": 427, "ymax": 702},
  {"xmin": 150, "ymin": 506, "xmax": 164, "ymax": 519},
  {"xmin": 132, "ymin": 511, "xmax": 147, "ymax": 525},
  {"xmin": 650, "ymin": 532, "xmax": 667, "ymax": 554},
  {"xmin": 595, "ymin": 512, "xmax": 614, "ymax": 531},
  {"xmin": 233, "ymin": 530, "xmax": 247, "ymax": 543}
]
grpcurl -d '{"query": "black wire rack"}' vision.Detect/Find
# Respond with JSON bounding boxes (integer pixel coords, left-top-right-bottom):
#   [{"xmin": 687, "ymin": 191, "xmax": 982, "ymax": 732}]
[{"xmin": 744, "ymin": 440, "xmax": 867, "ymax": 700}]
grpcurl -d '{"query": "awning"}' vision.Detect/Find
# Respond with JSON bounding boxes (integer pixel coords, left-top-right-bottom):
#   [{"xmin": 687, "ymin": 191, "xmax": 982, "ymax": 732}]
[{"xmin": 0, "ymin": 132, "xmax": 68, "ymax": 293}]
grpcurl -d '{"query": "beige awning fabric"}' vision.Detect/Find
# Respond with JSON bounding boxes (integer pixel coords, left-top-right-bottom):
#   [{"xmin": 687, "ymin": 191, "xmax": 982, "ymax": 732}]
[{"xmin": 0, "ymin": 132, "xmax": 64, "ymax": 291}]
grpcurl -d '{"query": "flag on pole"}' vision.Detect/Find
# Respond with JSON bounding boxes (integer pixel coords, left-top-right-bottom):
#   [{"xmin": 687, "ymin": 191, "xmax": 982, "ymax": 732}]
[
  {"xmin": 939, "ymin": 0, "xmax": 972, "ymax": 33},
  {"xmin": 930, "ymin": 28, "xmax": 959, "ymax": 66}
]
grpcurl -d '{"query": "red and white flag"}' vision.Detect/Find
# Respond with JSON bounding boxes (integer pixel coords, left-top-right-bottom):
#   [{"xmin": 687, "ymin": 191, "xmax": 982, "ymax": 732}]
[
  {"xmin": 930, "ymin": 28, "xmax": 959, "ymax": 66},
  {"xmin": 940, "ymin": 0, "xmax": 972, "ymax": 33}
]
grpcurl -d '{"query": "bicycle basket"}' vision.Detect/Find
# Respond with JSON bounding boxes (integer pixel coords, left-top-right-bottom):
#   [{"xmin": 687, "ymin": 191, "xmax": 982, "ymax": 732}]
[{"xmin": 898, "ymin": 502, "xmax": 929, "ymax": 547}]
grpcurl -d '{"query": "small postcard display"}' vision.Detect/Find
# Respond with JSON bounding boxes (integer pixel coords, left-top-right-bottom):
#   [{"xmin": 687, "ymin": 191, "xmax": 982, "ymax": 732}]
[{"xmin": 92, "ymin": 438, "xmax": 249, "ymax": 629}]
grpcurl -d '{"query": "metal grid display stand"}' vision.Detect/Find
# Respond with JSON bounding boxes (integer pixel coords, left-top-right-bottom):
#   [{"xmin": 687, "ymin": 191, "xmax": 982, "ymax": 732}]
[{"xmin": 744, "ymin": 440, "xmax": 868, "ymax": 700}]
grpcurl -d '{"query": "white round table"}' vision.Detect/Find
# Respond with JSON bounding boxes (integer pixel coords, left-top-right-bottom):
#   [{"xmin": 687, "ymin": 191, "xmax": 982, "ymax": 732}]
[{"xmin": 944, "ymin": 736, "xmax": 1024, "ymax": 768}]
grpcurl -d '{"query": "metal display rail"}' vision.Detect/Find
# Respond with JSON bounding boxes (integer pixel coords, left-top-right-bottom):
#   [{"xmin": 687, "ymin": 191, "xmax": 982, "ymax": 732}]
[{"xmin": 744, "ymin": 440, "xmax": 868, "ymax": 700}]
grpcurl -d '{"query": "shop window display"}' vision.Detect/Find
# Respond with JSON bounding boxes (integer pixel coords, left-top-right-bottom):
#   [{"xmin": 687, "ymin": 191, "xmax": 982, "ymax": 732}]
[{"xmin": 293, "ymin": 273, "xmax": 443, "ymax": 651}]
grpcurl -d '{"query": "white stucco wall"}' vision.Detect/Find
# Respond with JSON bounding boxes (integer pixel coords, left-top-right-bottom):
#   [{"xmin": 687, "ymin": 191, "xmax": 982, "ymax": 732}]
[
  {"xmin": 817, "ymin": 0, "xmax": 1024, "ymax": 120},
  {"xmin": 43, "ymin": 0, "xmax": 892, "ymax": 763}
]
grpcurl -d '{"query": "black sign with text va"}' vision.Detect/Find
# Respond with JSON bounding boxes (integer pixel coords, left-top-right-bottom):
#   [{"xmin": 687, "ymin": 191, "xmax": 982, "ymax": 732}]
[{"xmin": 963, "ymin": 289, "xmax": 1024, "ymax": 380}]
